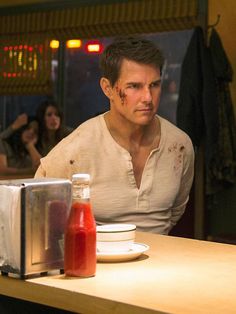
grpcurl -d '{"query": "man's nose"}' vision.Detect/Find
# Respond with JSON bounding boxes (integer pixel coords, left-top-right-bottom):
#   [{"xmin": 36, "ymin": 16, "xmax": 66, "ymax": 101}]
[{"xmin": 142, "ymin": 86, "xmax": 152, "ymax": 102}]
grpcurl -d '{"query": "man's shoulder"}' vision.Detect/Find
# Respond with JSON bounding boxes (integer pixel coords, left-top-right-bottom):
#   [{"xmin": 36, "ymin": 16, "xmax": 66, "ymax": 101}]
[
  {"xmin": 160, "ymin": 116, "xmax": 188, "ymax": 136},
  {"xmin": 43, "ymin": 115, "xmax": 104, "ymax": 157},
  {"xmin": 77, "ymin": 114, "xmax": 102, "ymax": 131},
  {"xmin": 71, "ymin": 114, "xmax": 105, "ymax": 142},
  {"xmin": 159, "ymin": 116, "xmax": 193, "ymax": 148},
  {"xmin": 38, "ymin": 114, "xmax": 106, "ymax": 178}
]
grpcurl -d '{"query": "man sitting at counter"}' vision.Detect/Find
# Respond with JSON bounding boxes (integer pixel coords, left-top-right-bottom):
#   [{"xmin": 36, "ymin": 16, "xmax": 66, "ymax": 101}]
[{"xmin": 35, "ymin": 36, "xmax": 194, "ymax": 235}]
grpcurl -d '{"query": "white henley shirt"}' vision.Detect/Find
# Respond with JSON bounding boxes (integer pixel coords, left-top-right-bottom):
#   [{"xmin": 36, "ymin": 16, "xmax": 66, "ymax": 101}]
[{"xmin": 35, "ymin": 113, "xmax": 194, "ymax": 234}]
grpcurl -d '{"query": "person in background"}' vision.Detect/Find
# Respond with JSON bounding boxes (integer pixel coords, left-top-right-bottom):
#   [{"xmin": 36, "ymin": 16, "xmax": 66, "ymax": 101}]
[
  {"xmin": 0, "ymin": 113, "xmax": 28, "ymax": 140},
  {"xmin": 35, "ymin": 36, "xmax": 194, "ymax": 235},
  {"xmin": 0, "ymin": 119, "xmax": 40, "ymax": 175},
  {"xmin": 36, "ymin": 100, "xmax": 73, "ymax": 157}
]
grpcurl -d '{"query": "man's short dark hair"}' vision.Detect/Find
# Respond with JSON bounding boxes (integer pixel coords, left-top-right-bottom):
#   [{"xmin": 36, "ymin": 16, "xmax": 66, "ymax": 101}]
[{"xmin": 99, "ymin": 36, "xmax": 164, "ymax": 87}]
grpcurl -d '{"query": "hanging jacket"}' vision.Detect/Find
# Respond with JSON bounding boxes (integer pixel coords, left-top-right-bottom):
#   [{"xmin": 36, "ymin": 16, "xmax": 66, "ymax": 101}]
[
  {"xmin": 207, "ymin": 28, "xmax": 236, "ymax": 194},
  {"xmin": 177, "ymin": 27, "xmax": 218, "ymax": 171}
]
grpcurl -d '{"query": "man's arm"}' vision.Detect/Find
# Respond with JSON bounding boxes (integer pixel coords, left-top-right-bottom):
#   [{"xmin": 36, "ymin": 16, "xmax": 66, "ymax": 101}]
[{"xmin": 169, "ymin": 138, "xmax": 195, "ymax": 231}]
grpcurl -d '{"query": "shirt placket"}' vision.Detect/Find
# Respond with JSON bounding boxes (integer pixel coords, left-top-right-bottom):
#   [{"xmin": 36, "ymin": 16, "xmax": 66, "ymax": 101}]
[{"xmin": 136, "ymin": 149, "xmax": 160, "ymax": 210}]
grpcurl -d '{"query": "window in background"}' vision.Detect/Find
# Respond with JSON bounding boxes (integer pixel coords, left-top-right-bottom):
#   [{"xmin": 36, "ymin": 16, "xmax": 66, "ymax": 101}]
[
  {"xmin": 64, "ymin": 38, "xmax": 111, "ymax": 128},
  {"xmin": 0, "ymin": 44, "xmax": 58, "ymax": 131},
  {"xmin": 0, "ymin": 29, "xmax": 193, "ymax": 131}
]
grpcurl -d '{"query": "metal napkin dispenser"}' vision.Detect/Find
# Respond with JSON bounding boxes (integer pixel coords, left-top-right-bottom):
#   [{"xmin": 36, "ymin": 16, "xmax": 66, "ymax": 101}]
[{"xmin": 0, "ymin": 178, "xmax": 71, "ymax": 278}]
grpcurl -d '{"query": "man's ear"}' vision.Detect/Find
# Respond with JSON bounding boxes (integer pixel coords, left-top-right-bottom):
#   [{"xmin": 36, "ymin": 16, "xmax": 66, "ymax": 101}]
[{"xmin": 100, "ymin": 77, "xmax": 113, "ymax": 99}]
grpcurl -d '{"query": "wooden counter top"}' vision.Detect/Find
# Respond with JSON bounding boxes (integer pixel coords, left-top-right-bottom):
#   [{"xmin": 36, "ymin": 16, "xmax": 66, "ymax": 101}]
[{"xmin": 1, "ymin": 232, "xmax": 236, "ymax": 314}]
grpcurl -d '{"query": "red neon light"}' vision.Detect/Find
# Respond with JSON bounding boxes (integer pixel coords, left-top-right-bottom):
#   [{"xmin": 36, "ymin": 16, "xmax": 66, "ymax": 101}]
[{"xmin": 85, "ymin": 41, "xmax": 103, "ymax": 54}]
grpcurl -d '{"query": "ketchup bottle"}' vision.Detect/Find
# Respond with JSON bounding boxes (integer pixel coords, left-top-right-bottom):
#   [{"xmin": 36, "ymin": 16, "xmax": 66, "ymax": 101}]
[{"xmin": 64, "ymin": 173, "xmax": 96, "ymax": 277}]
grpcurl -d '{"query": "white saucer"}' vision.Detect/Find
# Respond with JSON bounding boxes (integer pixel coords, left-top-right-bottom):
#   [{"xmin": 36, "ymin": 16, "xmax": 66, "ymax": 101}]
[{"xmin": 97, "ymin": 242, "xmax": 149, "ymax": 262}]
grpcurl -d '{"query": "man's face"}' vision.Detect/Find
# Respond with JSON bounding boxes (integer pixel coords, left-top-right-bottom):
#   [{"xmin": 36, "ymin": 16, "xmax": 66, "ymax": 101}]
[{"xmin": 109, "ymin": 59, "xmax": 162, "ymax": 126}]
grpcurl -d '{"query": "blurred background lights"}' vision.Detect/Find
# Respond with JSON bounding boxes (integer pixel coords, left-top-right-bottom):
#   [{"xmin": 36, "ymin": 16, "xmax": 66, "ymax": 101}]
[
  {"xmin": 85, "ymin": 41, "xmax": 103, "ymax": 53},
  {"xmin": 66, "ymin": 39, "xmax": 82, "ymax": 49},
  {"xmin": 50, "ymin": 40, "xmax": 60, "ymax": 49}
]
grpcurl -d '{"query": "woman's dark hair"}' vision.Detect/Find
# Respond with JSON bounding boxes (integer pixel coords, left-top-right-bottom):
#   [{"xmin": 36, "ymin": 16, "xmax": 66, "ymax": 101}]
[
  {"xmin": 36, "ymin": 100, "xmax": 64, "ymax": 147},
  {"xmin": 99, "ymin": 36, "xmax": 164, "ymax": 87}
]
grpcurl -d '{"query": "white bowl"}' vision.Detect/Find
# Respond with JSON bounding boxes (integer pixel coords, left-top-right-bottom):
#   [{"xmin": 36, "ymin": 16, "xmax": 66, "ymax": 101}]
[{"xmin": 96, "ymin": 224, "xmax": 136, "ymax": 253}]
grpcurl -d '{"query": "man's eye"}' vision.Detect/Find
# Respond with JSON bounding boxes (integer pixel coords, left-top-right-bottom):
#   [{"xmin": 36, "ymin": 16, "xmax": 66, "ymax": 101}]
[
  {"xmin": 150, "ymin": 81, "xmax": 161, "ymax": 88},
  {"xmin": 128, "ymin": 83, "xmax": 140, "ymax": 89}
]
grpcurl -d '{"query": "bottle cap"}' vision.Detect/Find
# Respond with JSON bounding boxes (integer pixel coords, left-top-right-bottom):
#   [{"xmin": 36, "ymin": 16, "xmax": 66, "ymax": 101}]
[{"xmin": 72, "ymin": 173, "xmax": 90, "ymax": 181}]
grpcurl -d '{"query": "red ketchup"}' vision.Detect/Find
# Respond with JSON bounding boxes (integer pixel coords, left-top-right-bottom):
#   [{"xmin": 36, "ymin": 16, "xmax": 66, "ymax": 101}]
[{"xmin": 64, "ymin": 174, "xmax": 96, "ymax": 277}]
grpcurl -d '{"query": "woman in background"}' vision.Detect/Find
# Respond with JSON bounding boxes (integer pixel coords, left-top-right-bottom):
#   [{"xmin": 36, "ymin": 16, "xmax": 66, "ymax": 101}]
[
  {"xmin": 0, "ymin": 120, "xmax": 40, "ymax": 175},
  {"xmin": 36, "ymin": 100, "xmax": 73, "ymax": 157}
]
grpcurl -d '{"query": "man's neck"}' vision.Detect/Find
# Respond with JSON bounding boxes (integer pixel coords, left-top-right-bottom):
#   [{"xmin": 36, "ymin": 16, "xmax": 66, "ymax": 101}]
[{"xmin": 104, "ymin": 112, "xmax": 160, "ymax": 152}]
